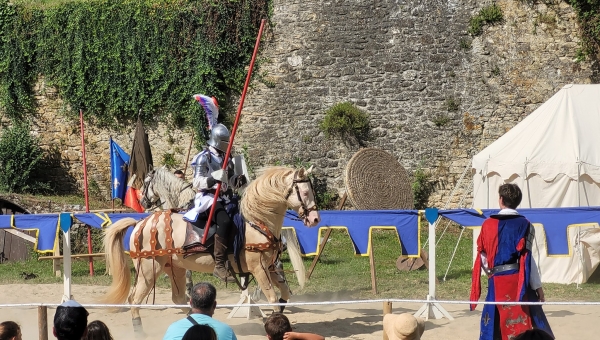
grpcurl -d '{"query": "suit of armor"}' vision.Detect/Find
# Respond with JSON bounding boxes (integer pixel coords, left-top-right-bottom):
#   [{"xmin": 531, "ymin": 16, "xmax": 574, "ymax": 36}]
[{"xmin": 182, "ymin": 123, "xmax": 245, "ymax": 283}]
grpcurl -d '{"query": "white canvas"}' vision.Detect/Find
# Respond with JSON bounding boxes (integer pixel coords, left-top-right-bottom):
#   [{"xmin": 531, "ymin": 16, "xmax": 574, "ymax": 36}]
[{"xmin": 471, "ymin": 84, "xmax": 600, "ymax": 284}]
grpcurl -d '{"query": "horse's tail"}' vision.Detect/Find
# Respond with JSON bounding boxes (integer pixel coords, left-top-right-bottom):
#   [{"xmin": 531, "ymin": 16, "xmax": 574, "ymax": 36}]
[
  {"xmin": 102, "ymin": 217, "xmax": 137, "ymax": 304},
  {"xmin": 282, "ymin": 229, "xmax": 306, "ymax": 288}
]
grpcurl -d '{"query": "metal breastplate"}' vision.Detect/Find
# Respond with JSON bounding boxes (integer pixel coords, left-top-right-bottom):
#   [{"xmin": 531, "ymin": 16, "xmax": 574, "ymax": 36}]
[{"xmin": 193, "ymin": 150, "xmax": 223, "ymax": 178}]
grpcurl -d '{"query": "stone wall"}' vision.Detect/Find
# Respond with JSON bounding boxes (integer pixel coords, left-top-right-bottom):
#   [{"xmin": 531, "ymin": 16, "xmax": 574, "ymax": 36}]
[
  {"xmin": 239, "ymin": 0, "xmax": 596, "ymax": 208},
  {"xmin": 0, "ymin": 0, "xmax": 597, "ymax": 208},
  {"xmin": 1, "ymin": 78, "xmax": 195, "ymax": 198}
]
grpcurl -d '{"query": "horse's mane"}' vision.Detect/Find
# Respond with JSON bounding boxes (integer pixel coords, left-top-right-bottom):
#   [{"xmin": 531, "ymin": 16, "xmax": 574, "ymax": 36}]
[
  {"xmin": 241, "ymin": 166, "xmax": 296, "ymax": 231},
  {"xmin": 152, "ymin": 167, "xmax": 196, "ymax": 209}
]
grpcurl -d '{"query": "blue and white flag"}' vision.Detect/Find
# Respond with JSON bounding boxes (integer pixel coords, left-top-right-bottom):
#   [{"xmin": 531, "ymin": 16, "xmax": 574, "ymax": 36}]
[{"xmin": 110, "ymin": 138, "xmax": 130, "ymax": 201}]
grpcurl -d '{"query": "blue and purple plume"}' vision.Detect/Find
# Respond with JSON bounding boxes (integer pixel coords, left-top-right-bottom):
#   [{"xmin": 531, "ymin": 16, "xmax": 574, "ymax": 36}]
[{"xmin": 193, "ymin": 94, "xmax": 219, "ymax": 130}]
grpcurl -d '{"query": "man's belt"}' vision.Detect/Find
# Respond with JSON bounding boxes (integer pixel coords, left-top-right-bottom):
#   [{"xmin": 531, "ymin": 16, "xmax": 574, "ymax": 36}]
[{"xmin": 491, "ymin": 263, "xmax": 519, "ymax": 275}]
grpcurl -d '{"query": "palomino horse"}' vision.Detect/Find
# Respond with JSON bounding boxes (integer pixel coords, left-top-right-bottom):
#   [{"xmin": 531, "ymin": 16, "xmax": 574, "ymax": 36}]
[{"xmin": 102, "ymin": 166, "xmax": 320, "ymax": 334}]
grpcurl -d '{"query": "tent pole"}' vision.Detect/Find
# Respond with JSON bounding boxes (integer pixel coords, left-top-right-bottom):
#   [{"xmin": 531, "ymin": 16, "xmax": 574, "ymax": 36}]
[
  {"xmin": 486, "ymin": 158, "xmax": 490, "ymax": 209},
  {"xmin": 577, "ymin": 160, "xmax": 581, "ymax": 207},
  {"xmin": 577, "ymin": 160, "xmax": 582, "ymax": 287},
  {"xmin": 525, "ymin": 158, "xmax": 532, "ymax": 208}
]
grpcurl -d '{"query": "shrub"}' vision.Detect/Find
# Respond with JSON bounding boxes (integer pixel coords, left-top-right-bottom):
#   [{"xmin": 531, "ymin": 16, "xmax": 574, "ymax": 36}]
[
  {"xmin": 445, "ymin": 97, "xmax": 461, "ymax": 112},
  {"xmin": 0, "ymin": 123, "xmax": 48, "ymax": 193},
  {"xmin": 412, "ymin": 165, "xmax": 436, "ymax": 210},
  {"xmin": 162, "ymin": 152, "xmax": 177, "ymax": 169},
  {"xmin": 433, "ymin": 114, "xmax": 451, "ymax": 127},
  {"xmin": 468, "ymin": 4, "xmax": 504, "ymax": 36},
  {"xmin": 319, "ymin": 102, "xmax": 369, "ymax": 143}
]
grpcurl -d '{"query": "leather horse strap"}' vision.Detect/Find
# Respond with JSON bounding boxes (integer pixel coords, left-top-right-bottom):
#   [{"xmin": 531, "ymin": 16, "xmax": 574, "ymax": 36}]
[
  {"xmin": 245, "ymin": 222, "xmax": 282, "ymax": 252},
  {"xmin": 130, "ymin": 211, "xmax": 183, "ymax": 259},
  {"xmin": 129, "ymin": 211, "xmax": 183, "ymax": 304},
  {"xmin": 244, "ymin": 221, "xmax": 283, "ymax": 289},
  {"xmin": 131, "ymin": 213, "xmax": 154, "ymax": 290}
]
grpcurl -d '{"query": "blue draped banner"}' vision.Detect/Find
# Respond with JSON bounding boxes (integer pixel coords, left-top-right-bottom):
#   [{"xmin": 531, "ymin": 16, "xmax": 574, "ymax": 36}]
[
  {"xmin": 439, "ymin": 207, "xmax": 600, "ymax": 255},
  {"xmin": 3, "ymin": 207, "xmax": 599, "ymax": 256},
  {"xmin": 283, "ymin": 210, "xmax": 420, "ymax": 256}
]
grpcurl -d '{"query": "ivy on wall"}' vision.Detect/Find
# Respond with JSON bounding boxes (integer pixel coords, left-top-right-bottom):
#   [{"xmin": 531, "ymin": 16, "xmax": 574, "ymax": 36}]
[
  {"xmin": 0, "ymin": 0, "xmax": 269, "ymax": 137},
  {"xmin": 568, "ymin": 0, "xmax": 600, "ymax": 59}
]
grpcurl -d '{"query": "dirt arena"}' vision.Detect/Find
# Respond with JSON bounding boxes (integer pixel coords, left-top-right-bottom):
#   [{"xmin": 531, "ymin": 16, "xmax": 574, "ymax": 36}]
[{"xmin": 0, "ymin": 283, "xmax": 597, "ymax": 339}]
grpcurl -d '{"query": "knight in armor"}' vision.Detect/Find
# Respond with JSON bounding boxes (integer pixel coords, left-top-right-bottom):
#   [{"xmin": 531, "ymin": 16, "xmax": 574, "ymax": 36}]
[{"xmin": 182, "ymin": 123, "xmax": 247, "ymax": 282}]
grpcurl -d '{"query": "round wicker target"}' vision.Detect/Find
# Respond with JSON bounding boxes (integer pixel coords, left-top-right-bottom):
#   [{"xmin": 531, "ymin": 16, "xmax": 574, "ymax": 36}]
[{"xmin": 344, "ymin": 148, "xmax": 413, "ymax": 210}]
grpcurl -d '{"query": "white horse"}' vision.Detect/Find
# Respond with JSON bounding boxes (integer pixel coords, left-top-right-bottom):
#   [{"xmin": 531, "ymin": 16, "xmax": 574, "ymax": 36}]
[{"xmin": 102, "ymin": 166, "xmax": 320, "ymax": 335}]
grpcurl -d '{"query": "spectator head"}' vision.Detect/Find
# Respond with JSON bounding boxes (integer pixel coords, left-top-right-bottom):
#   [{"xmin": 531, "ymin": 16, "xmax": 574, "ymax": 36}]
[
  {"xmin": 53, "ymin": 300, "xmax": 89, "ymax": 340},
  {"xmin": 383, "ymin": 313, "xmax": 425, "ymax": 340},
  {"xmin": 181, "ymin": 324, "xmax": 217, "ymax": 340},
  {"xmin": 190, "ymin": 282, "xmax": 217, "ymax": 316},
  {"xmin": 0, "ymin": 321, "xmax": 21, "ymax": 340},
  {"xmin": 514, "ymin": 329, "xmax": 554, "ymax": 340},
  {"xmin": 498, "ymin": 183, "xmax": 522, "ymax": 209},
  {"xmin": 174, "ymin": 170, "xmax": 184, "ymax": 179},
  {"xmin": 83, "ymin": 321, "xmax": 112, "ymax": 340},
  {"xmin": 264, "ymin": 313, "xmax": 292, "ymax": 340}
]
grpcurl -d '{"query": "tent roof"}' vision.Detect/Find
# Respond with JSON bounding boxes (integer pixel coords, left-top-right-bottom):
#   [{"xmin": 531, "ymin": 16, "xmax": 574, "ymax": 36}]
[{"xmin": 473, "ymin": 84, "xmax": 600, "ymax": 181}]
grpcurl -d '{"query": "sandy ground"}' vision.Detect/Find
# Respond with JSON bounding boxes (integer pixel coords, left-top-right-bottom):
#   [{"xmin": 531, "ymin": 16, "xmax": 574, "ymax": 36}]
[{"xmin": 0, "ymin": 283, "xmax": 597, "ymax": 339}]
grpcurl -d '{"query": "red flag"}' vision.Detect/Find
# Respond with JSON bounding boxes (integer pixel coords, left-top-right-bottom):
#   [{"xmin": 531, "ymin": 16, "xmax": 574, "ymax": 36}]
[{"xmin": 124, "ymin": 175, "xmax": 144, "ymax": 213}]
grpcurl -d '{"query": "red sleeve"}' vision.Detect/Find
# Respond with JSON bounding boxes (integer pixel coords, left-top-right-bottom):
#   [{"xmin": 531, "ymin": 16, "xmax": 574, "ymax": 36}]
[
  {"xmin": 470, "ymin": 223, "xmax": 485, "ymax": 310},
  {"xmin": 470, "ymin": 218, "xmax": 499, "ymax": 310}
]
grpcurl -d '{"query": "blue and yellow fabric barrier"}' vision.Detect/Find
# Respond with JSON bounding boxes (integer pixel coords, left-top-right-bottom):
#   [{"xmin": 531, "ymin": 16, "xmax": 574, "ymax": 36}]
[{"xmin": 2, "ymin": 207, "xmax": 600, "ymax": 256}]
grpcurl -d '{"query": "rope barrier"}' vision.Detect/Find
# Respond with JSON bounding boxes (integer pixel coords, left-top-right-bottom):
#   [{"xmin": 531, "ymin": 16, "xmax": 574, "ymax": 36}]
[{"xmin": 2, "ymin": 298, "xmax": 600, "ymax": 309}]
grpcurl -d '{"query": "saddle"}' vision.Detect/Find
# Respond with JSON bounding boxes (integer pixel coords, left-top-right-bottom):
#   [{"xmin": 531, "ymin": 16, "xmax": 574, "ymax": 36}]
[
  {"xmin": 182, "ymin": 196, "xmax": 244, "ymax": 258},
  {"xmin": 182, "ymin": 217, "xmax": 218, "ymax": 257}
]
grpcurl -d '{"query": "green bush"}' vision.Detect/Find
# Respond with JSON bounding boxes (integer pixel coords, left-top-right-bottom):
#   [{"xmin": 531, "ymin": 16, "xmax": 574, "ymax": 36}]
[
  {"xmin": 468, "ymin": 4, "xmax": 504, "ymax": 36},
  {"xmin": 0, "ymin": 123, "xmax": 48, "ymax": 193},
  {"xmin": 412, "ymin": 165, "xmax": 435, "ymax": 210},
  {"xmin": 319, "ymin": 102, "xmax": 369, "ymax": 142},
  {"xmin": 162, "ymin": 152, "xmax": 177, "ymax": 169}
]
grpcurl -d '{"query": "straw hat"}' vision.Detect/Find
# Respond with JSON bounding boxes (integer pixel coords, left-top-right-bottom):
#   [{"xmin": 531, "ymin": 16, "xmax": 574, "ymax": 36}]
[{"xmin": 383, "ymin": 313, "xmax": 425, "ymax": 340}]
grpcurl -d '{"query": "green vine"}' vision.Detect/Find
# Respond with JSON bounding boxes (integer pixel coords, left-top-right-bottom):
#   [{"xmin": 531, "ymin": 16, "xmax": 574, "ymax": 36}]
[
  {"xmin": 568, "ymin": 0, "xmax": 600, "ymax": 59},
  {"xmin": 0, "ymin": 0, "xmax": 270, "ymax": 137}
]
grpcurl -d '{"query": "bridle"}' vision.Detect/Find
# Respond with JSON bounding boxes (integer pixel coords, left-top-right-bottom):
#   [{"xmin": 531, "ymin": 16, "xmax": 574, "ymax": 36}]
[
  {"xmin": 285, "ymin": 170, "xmax": 318, "ymax": 221},
  {"xmin": 140, "ymin": 171, "xmax": 162, "ymax": 210}
]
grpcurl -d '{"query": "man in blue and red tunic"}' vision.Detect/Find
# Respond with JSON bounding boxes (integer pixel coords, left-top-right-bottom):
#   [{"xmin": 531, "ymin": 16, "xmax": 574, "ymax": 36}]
[{"xmin": 470, "ymin": 184, "xmax": 554, "ymax": 340}]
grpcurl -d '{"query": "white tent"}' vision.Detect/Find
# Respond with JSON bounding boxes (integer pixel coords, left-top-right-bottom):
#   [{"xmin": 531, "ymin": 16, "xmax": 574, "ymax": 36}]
[{"xmin": 471, "ymin": 84, "xmax": 600, "ymax": 284}]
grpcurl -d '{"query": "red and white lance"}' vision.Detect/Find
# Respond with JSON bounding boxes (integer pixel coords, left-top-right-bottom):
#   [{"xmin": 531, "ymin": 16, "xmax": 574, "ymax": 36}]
[{"xmin": 201, "ymin": 19, "xmax": 266, "ymax": 244}]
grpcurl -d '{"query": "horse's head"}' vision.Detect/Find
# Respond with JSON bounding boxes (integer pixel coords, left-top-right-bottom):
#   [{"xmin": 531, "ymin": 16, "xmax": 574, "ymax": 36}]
[
  {"xmin": 140, "ymin": 170, "xmax": 160, "ymax": 210},
  {"xmin": 286, "ymin": 165, "xmax": 320, "ymax": 227}
]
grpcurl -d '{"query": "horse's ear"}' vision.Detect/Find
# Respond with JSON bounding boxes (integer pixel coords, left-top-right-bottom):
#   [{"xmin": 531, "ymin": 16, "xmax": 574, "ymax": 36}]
[
  {"xmin": 307, "ymin": 165, "xmax": 314, "ymax": 174},
  {"xmin": 297, "ymin": 167, "xmax": 306, "ymax": 178}
]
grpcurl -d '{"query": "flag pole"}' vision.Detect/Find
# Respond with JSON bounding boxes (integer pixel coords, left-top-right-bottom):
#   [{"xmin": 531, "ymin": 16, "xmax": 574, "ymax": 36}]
[
  {"xmin": 183, "ymin": 132, "xmax": 194, "ymax": 176},
  {"xmin": 79, "ymin": 109, "xmax": 94, "ymax": 276},
  {"xmin": 201, "ymin": 19, "xmax": 266, "ymax": 244}
]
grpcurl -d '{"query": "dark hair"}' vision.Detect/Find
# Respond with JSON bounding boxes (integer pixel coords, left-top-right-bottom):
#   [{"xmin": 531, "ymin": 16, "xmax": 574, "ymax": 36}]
[
  {"xmin": 83, "ymin": 321, "xmax": 112, "ymax": 340},
  {"xmin": 499, "ymin": 183, "xmax": 522, "ymax": 209},
  {"xmin": 264, "ymin": 313, "xmax": 292, "ymax": 340},
  {"xmin": 174, "ymin": 170, "xmax": 184, "ymax": 175},
  {"xmin": 181, "ymin": 324, "xmax": 217, "ymax": 340},
  {"xmin": 191, "ymin": 282, "xmax": 217, "ymax": 311},
  {"xmin": 514, "ymin": 329, "xmax": 554, "ymax": 340},
  {"xmin": 54, "ymin": 305, "xmax": 89, "ymax": 340},
  {"xmin": 0, "ymin": 321, "xmax": 20, "ymax": 340}
]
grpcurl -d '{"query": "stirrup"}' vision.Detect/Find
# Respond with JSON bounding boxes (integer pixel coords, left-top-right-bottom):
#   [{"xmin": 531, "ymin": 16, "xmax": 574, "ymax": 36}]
[{"xmin": 213, "ymin": 269, "xmax": 236, "ymax": 283}]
